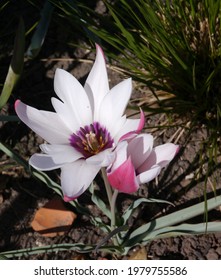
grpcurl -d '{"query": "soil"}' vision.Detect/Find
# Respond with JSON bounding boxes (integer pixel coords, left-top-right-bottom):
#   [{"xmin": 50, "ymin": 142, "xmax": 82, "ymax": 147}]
[{"xmin": 0, "ymin": 1, "xmax": 221, "ymax": 260}]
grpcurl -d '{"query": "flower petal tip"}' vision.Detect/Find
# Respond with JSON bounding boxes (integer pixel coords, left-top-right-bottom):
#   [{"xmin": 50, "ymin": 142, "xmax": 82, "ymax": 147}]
[
  {"xmin": 63, "ymin": 195, "xmax": 77, "ymax": 202},
  {"xmin": 54, "ymin": 68, "xmax": 66, "ymax": 80},
  {"xmin": 14, "ymin": 99, "xmax": 21, "ymax": 111},
  {"xmin": 118, "ymin": 109, "xmax": 145, "ymax": 142},
  {"xmin": 175, "ymin": 145, "xmax": 180, "ymax": 155},
  {"xmin": 137, "ymin": 108, "xmax": 145, "ymax": 132},
  {"xmin": 95, "ymin": 44, "xmax": 106, "ymax": 61}
]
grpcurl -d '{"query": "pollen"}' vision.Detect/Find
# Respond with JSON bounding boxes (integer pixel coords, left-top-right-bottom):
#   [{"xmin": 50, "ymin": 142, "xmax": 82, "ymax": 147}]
[{"xmin": 69, "ymin": 122, "xmax": 114, "ymax": 158}]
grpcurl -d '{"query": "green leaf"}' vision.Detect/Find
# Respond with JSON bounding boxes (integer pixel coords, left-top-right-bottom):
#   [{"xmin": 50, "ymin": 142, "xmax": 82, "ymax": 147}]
[
  {"xmin": 123, "ymin": 221, "xmax": 221, "ymax": 254},
  {"xmin": 122, "ymin": 197, "xmax": 174, "ymax": 224},
  {"xmin": 123, "ymin": 194, "xmax": 221, "ymax": 247},
  {"xmin": 143, "ymin": 222, "xmax": 221, "ymax": 242},
  {"xmin": 0, "ymin": 141, "xmax": 88, "ymax": 215},
  {"xmin": 90, "ymin": 216, "xmax": 111, "ymax": 233},
  {"xmin": 89, "ymin": 182, "xmax": 111, "ymax": 219},
  {"xmin": 0, "ymin": 242, "xmax": 122, "ymax": 259},
  {"xmin": 95, "ymin": 225, "xmax": 128, "ymax": 252},
  {"xmin": 0, "ymin": 1, "xmax": 9, "ymax": 12},
  {"xmin": 0, "ymin": 17, "xmax": 25, "ymax": 109},
  {"xmin": 26, "ymin": 1, "xmax": 54, "ymax": 58},
  {"xmin": 0, "ymin": 141, "xmax": 62, "ymax": 195}
]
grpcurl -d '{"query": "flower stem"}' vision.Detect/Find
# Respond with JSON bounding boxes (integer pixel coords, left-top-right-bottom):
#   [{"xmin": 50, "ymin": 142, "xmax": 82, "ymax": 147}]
[
  {"xmin": 101, "ymin": 168, "xmax": 119, "ymax": 245},
  {"xmin": 101, "ymin": 167, "xmax": 112, "ymax": 206},
  {"xmin": 110, "ymin": 189, "xmax": 119, "ymax": 231}
]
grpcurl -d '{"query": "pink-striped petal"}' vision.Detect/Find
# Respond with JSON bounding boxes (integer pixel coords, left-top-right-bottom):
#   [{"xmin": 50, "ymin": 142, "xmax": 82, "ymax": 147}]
[
  {"xmin": 137, "ymin": 165, "xmax": 161, "ymax": 184},
  {"xmin": 153, "ymin": 143, "xmax": 179, "ymax": 167},
  {"xmin": 107, "ymin": 156, "xmax": 139, "ymax": 194},
  {"xmin": 108, "ymin": 141, "xmax": 128, "ymax": 170},
  {"xmin": 137, "ymin": 143, "xmax": 179, "ymax": 174},
  {"xmin": 118, "ymin": 109, "xmax": 145, "ymax": 142},
  {"xmin": 127, "ymin": 133, "xmax": 153, "ymax": 169}
]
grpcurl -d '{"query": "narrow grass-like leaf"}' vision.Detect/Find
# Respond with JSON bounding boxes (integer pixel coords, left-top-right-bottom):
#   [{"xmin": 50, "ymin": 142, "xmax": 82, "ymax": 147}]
[
  {"xmin": 152, "ymin": 222, "xmax": 221, "ymax": 240},
  {"xmin": 95, "ymin": 225, "xmax": 128, "ymax": 252},
  {"xmin": 123, "ymin": 194, "xmax": 221, "ymax": 247},
  {"xmin": 26, "ymin": 1, "xmax": 54, "ymax": 58},
  {"xmin": 123, "ymin": 222, "xmax": 221, "ymax": 253},
  {"xmin": 122, "ymin": 197, "xmax": 174, "ymax": 224},
  {"xmin": 0, "ymin": 1, "xmax": 9, "ymax": 11},
  {"xmin": 0, "ymin": 17, "xmax": 24, "ymax": 109},
  {"xmin": 0, "ymin": 141, "xmax": 62, "ymax": 195},
  {"xmin": 90, "ymin": 216, "xmax": 111, "ymax": 233},
  {"xmin": 0, "ymin": 242, "xmax": 122, "ymax": 259},
  {"xmin": 89, "ymin": 182, "xmax": 111, "ymax": 219},
  {"xmin": 0, "ymin": 141, "xmax": 88, "ymax": 214}
]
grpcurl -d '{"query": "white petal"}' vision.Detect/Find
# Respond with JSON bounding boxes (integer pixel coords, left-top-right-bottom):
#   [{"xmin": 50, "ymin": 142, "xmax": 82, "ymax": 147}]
[
  {"xmin": 86, "ymin": 148, "xmax": 115, "ymax": 167},
  {"xmin": 99, "ymin": 78, "xmax": 132, "ymax": 129},
  {"xmin": 60, "ymin": 160, "xmax": 100, "ymax": 199},
  {"xmin": 84, "ymin": 45, "xmax": 109, "ymax": 120},
  {"xmin": 51, "ymin": 97, "xmax": 80, "ymax": 132},
  {"xmin": 128, "ymin": 134, "xmax": 153, "ymax": 169},
  {"xmin": 152, "ymin": 143, "xmax": 179, "ymax": 167},
  {"xmin": 29, "ymin": 153, "xmax": 63, "ymax": 171},
  {"xmin": 138, "ymin": 143, "xmax": 178, "ymax": 174},
  {"xmin": 137, "ymin": 165, "xmax": 161, "ymax": 184},
  {"xmin": 15, "ymin": 100, "xmax": 70, "ymax": 144},
  {"xmin": 113, "ymin": 118, "xmax": 140, "ymax": 143},
  {"xmin": 54, "ymin": 69, "xmax": 92, "ymax": 127},
  {"xmin": 109, "ymin": 115, "xmax": 127, "ymax": 141},
  {"xmin": 109, "ymin": 141, "xmax": 128, "ymax": 171},
  {"xmin": 40, "ymin": 144, "xmax": 83, "ymax": 164}
]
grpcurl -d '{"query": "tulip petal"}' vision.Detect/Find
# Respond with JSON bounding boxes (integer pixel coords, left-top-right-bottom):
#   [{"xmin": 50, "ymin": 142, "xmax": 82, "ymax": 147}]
[
  {"xmin": 107, "ymin": 156, "xmax": 139, "ymax": 193},
  {"xmin": 40, "ymin": 144, "xmax": 83, "ymax": 164},
  {"xmin": 116, "ymin": 109, "xmax": 145, "ymax": 142},
  {"xmin": 99, "ymin": 78, "xmax": 132, "ymax": 129},
  {"xmin": 128, "ymin": 133, "xmax": 153, "ymax": 169},
  {"xmin": 114, "ymin": 119, "xmax": 138, "ymax": 142},
  {"xmin": 54, "ymin": 69, "xmax": 92, "ymax": 128},
  {"xmin": 109, "ymin": 115, "xmax": 127, "ymax": 140},
  {"xmin": 51, "ymin": 97, "xmax": 80, "ymax": 133},
  {"xmin": 136, "ymin": 108, "xmax": 145, "ymax": 132},
  {"xmin": 153, "ymin": 143, "xmax": 179, "ymax": 167},
  {"xmin": 108, "ymin": 141, "xmax": 128, "ymax": 170},
  {"xmin": 84, "ymin": 44, "xmax": 109, "ymax": 120},
  {"xmin": 61, "ymin": 160, "xmax": 100, "ymax": 201},
  {"xmin": 137, "ymin": 165, "xmax": 161, "ymax": 184},
  {"xmin": 138, "ymin": 143, "xmax": 179, "ymax": 174},
  {"xmin": 29, "ymin": 153, "xmax": 63, "ymax": 171},
  {"xmin": 86, "ymin": 148, "xmax": 115, "ymax": 167},
  {"xmin": 15, "ymin": 100, "xmax": 70, "ymax": 144}
]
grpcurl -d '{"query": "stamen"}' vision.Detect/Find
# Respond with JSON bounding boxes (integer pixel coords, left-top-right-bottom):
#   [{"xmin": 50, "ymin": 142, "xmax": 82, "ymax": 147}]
[
  {"xmin": 69, "ymin": 122, "xmax": 114, "ymax": 158},
  {"xmin": 86, "ymin": 132, "xmax": 99, "ymax": 152}
]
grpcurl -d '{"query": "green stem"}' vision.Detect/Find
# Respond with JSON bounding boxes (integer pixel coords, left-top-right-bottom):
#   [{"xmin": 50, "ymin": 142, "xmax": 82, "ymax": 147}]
[
  {"xmin": 101, "ymin": 168, "xmax": 119, "ymax": 245},
  {"xmin": 101, "ymin": 167, "xmax": 113, "ymax": 206},
  {"xmin": 111, "ymin": 189, "xmax": 119, "ymax": 231}
]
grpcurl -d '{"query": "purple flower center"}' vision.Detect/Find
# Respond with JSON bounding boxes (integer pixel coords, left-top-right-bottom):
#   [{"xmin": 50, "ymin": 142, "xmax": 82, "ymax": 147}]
[{"xmin": 69, "ymin": 122, "xmax": 114, "ymax": 158}]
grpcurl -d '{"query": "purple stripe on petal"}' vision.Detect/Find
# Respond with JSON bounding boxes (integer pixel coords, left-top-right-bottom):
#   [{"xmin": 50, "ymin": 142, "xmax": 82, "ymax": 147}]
[{"xmin": 70, "ymin": 122, "xmax": 114, "ymax": 158}]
